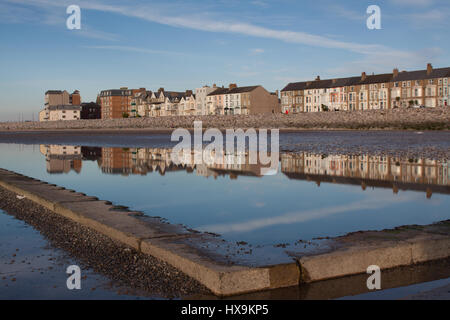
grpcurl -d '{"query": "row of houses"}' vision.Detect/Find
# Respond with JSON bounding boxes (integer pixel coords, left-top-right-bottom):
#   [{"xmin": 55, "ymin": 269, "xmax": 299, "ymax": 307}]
[
  {"xmin": 99, "ymin": 84, "xmax": 280, "ymax": 119},
  {"xmin": 40, "ymin": 63, "xmax": 450, "ymax": 121},
  {"xmin": 281, "ymin": 63, "xmax": 450, "ymax": 113}
]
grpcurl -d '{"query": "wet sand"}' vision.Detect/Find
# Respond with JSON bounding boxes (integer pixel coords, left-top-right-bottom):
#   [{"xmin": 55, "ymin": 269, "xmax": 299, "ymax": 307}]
[{"xmin": 0, "ymin": 130, "xmax": 449, "ymax": 160}]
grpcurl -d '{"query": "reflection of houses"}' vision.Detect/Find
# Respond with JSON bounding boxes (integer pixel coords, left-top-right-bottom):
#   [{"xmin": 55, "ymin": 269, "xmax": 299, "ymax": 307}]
[
  {"xmin": 281, "ymin": 153, "xmax": 450, "ymax": 197},
  {"xmin": 37, "ymin": 145, "xmax": 450, "ymax": 197},
  {"xmin": 39, "ymin": 145, "xmax": 82, "ymax": 174},
  {"xmin": 98, "ymin": 147, "xmax": 265, "ymax": 178},
  {"xmin": 81, "ymin": 146, "xmax": 102, "ymax": 163}
]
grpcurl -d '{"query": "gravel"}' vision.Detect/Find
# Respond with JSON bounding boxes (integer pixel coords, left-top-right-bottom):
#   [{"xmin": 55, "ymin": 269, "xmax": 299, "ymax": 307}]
[
  {"xmin": 0, "ymin": 187, "xmax": 210, "ymax": 298},
  {"xmin": 1, "ymin": 107, "xmax": 449, "ymax": 131}
]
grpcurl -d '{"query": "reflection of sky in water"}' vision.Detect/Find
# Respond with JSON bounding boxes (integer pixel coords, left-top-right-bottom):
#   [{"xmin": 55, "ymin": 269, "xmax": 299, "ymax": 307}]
[{"xmin": 0, "ymin": 143, "xmax": 449, "ymax": 246}]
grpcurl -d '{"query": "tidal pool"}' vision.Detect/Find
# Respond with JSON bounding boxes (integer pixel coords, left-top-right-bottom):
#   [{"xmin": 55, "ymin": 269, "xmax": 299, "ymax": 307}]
[{"xmin": 0, "ymin": 139, "xmax": 448, "ymax": 249}]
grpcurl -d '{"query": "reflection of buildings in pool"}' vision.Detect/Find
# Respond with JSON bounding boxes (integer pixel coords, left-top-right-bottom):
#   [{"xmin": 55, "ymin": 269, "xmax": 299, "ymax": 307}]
[
  {"xmin": 39, "ymin": 145, "xmax": 82, "ymax": 174},
  {"xmin": 99, "ymin": 147, "xmax": 264, "ymax": 178},
  {"xmin": 281, "ymin": 153, "xmax": 449, "ymax": 198},
  {"xmin": 81, "ymin": 146, "xmax": 102, "ymax": 161},
  {"xmin": 39, "ymin": 146, "xmax": 450, "ymax": 196}
]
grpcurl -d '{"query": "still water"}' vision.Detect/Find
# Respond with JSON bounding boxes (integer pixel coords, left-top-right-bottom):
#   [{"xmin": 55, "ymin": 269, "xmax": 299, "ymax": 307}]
[{"xmin": 0, "ymin": 140, "xmax": 448, "ymax": 248}]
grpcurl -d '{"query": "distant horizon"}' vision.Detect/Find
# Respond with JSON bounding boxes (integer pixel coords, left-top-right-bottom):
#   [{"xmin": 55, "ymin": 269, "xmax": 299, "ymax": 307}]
[{"xmin": 1, "ymin": 0, "xmax": 449, "ymax": 121}]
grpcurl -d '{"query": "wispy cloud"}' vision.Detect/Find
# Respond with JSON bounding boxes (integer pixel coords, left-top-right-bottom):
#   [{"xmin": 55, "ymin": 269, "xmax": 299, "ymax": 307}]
[
  {"xmin": 251, "ymin": 1, "xmax": 269, "ymax": 8},
  {"xmin": 7, "ymin": 0, "xmax": 399, "ymax": 52},
  {"xmin": 328, "ymin": 5, "xmax": 365, "ymax": 22},
  {"xmin": 198, "ymin": 194, "xmax": 414, "ymax": 234},
  {"xmin": 250, "ymin": 48, "xmax": 264, "ymax": 55},
  {"xmin": 84, "ymin": 45, "xmax": 186, "ymax": 56},
  {"xmin": 2, "ymin": 0, "xmax": 120, "ymax": 41},
  {"xmin": 5, "ymin": 0, "xmax": 444, "ymax": 71},
  {"xmin": 390, "ymin": 0, "xmax": 434, "ymax": 6},
  {"xmin": 403, "ymin": 8, "xmax": 450, "ymax": 27},
  {"xmin": 70, "ymin": 26, "xmax": 120, "ymax": 41}
]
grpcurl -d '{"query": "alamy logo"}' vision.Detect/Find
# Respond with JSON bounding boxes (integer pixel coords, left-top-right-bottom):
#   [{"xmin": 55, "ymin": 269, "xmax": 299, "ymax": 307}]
[
  {"xmin": 66, "ymin": 265, "xmax": 81, "ymax": 290},
  {"xmin": 366, "ymin": 5, "xmax": 381, "ymax": 30},
  {"xmin": 66, "ymin": 5, "xmax": 81, "ymax": 30},
  {"xmin": 366, "ymin": 265, "xmax": 381, "ymax": 290},
  {"xmin": 171, "ymin": 121, "xmax": 279, "ymax": 176}
]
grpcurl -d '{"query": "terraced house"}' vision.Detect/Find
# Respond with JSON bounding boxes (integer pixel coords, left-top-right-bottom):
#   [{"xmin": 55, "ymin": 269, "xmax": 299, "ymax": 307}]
[
  {"xmin": 208, "ymin": 84, "xmax": 280, "ymax": 115},
  {"xmin": 281, "ymin": 64, "xmax": 450, "ymax": 113}
]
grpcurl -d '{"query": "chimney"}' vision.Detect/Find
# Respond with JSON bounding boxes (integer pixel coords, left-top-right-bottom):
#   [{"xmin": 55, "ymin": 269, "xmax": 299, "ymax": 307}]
[
  {"xmin": 427, "ymin": 63, "xmax": 433, "ymax": 75},
  {"xmin": 315, "ymin": 76, "xmax": 320, "ymax": 81},
  {"xmin": 229, "ymin": 83, "xmax": 237, "ymax": 89},
  {"xmin": 393, "ymin": 68, "xmax": 399, "ymax": 78},
  {"xmin": 185, "ymin": 90, "xmax": 193, "ymax": 96},
  {"xmin": 361, "ymin": 72, "xmax": 367, "ymax": 81},
  {"xmin": 158, "ymin": 87, "xmax": 164, "ymax": 93},
  {"xmin": 213, "ymin": 84, "xmax": 217, "ymax": 88}
]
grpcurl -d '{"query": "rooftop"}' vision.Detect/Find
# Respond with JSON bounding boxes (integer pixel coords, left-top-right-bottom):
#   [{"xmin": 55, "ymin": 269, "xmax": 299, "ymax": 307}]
[{"xmin": 281, "ymin": 65, "xmax": 450, "ymax": 92}]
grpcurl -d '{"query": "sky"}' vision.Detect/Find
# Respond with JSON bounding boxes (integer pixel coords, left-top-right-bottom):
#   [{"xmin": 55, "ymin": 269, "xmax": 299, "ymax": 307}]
[{"xmin": 0, "ymin": 0, "xmax": 449, "ymax": 121}]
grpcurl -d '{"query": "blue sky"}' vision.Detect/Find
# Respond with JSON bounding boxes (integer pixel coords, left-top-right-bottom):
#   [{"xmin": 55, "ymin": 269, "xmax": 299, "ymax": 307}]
[{"xmin": 0, "ymin": 0, "xmax": 449, "ymax": 121}]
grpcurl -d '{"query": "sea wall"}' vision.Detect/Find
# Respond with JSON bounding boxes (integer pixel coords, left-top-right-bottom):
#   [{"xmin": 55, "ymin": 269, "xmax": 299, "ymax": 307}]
[{"xmin": 1, "ymin": 108, "xmax": 449, "ymax": 131}]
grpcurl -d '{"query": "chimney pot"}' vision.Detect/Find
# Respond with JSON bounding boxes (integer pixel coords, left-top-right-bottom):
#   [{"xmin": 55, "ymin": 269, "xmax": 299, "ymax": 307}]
[
  {"xmin": 427, "ymin": 63, "xmax": 433, "ymax": 75},
  {"xmin": 393, "ymin": 68, "xmax": 399, "ymax": 78}
]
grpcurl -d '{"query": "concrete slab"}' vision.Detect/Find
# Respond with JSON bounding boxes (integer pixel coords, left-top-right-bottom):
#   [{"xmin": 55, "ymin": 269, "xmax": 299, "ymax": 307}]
[
  {"xmin": 140, "ymin": 237, "xmax": 300, "ymax": 296},
  {"xmin": 295, "ymin": 228, "xmax": 450, "ymax": 283},
  {"xmin": 54, "ymin": 200, "xmax": 193, "ymax": 249}
]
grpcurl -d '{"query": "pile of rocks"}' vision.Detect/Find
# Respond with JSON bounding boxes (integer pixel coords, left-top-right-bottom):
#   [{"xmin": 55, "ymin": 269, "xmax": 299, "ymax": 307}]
[{"xmin": 1, "ymin": 107, "xmax": 449, "ymax": 131}]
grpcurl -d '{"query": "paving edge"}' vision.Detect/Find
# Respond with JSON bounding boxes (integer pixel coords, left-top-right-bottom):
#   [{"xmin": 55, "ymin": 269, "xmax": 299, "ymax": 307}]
[{"xmin": 0, "ymin": 168, "xmax": 449, "ymax": 295}]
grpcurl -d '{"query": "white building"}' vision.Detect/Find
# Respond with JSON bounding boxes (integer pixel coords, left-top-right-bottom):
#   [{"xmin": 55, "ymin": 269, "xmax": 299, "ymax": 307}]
[{"xmin": 195, "ymin": 85, "xmax": 218, "ymax": 115}]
